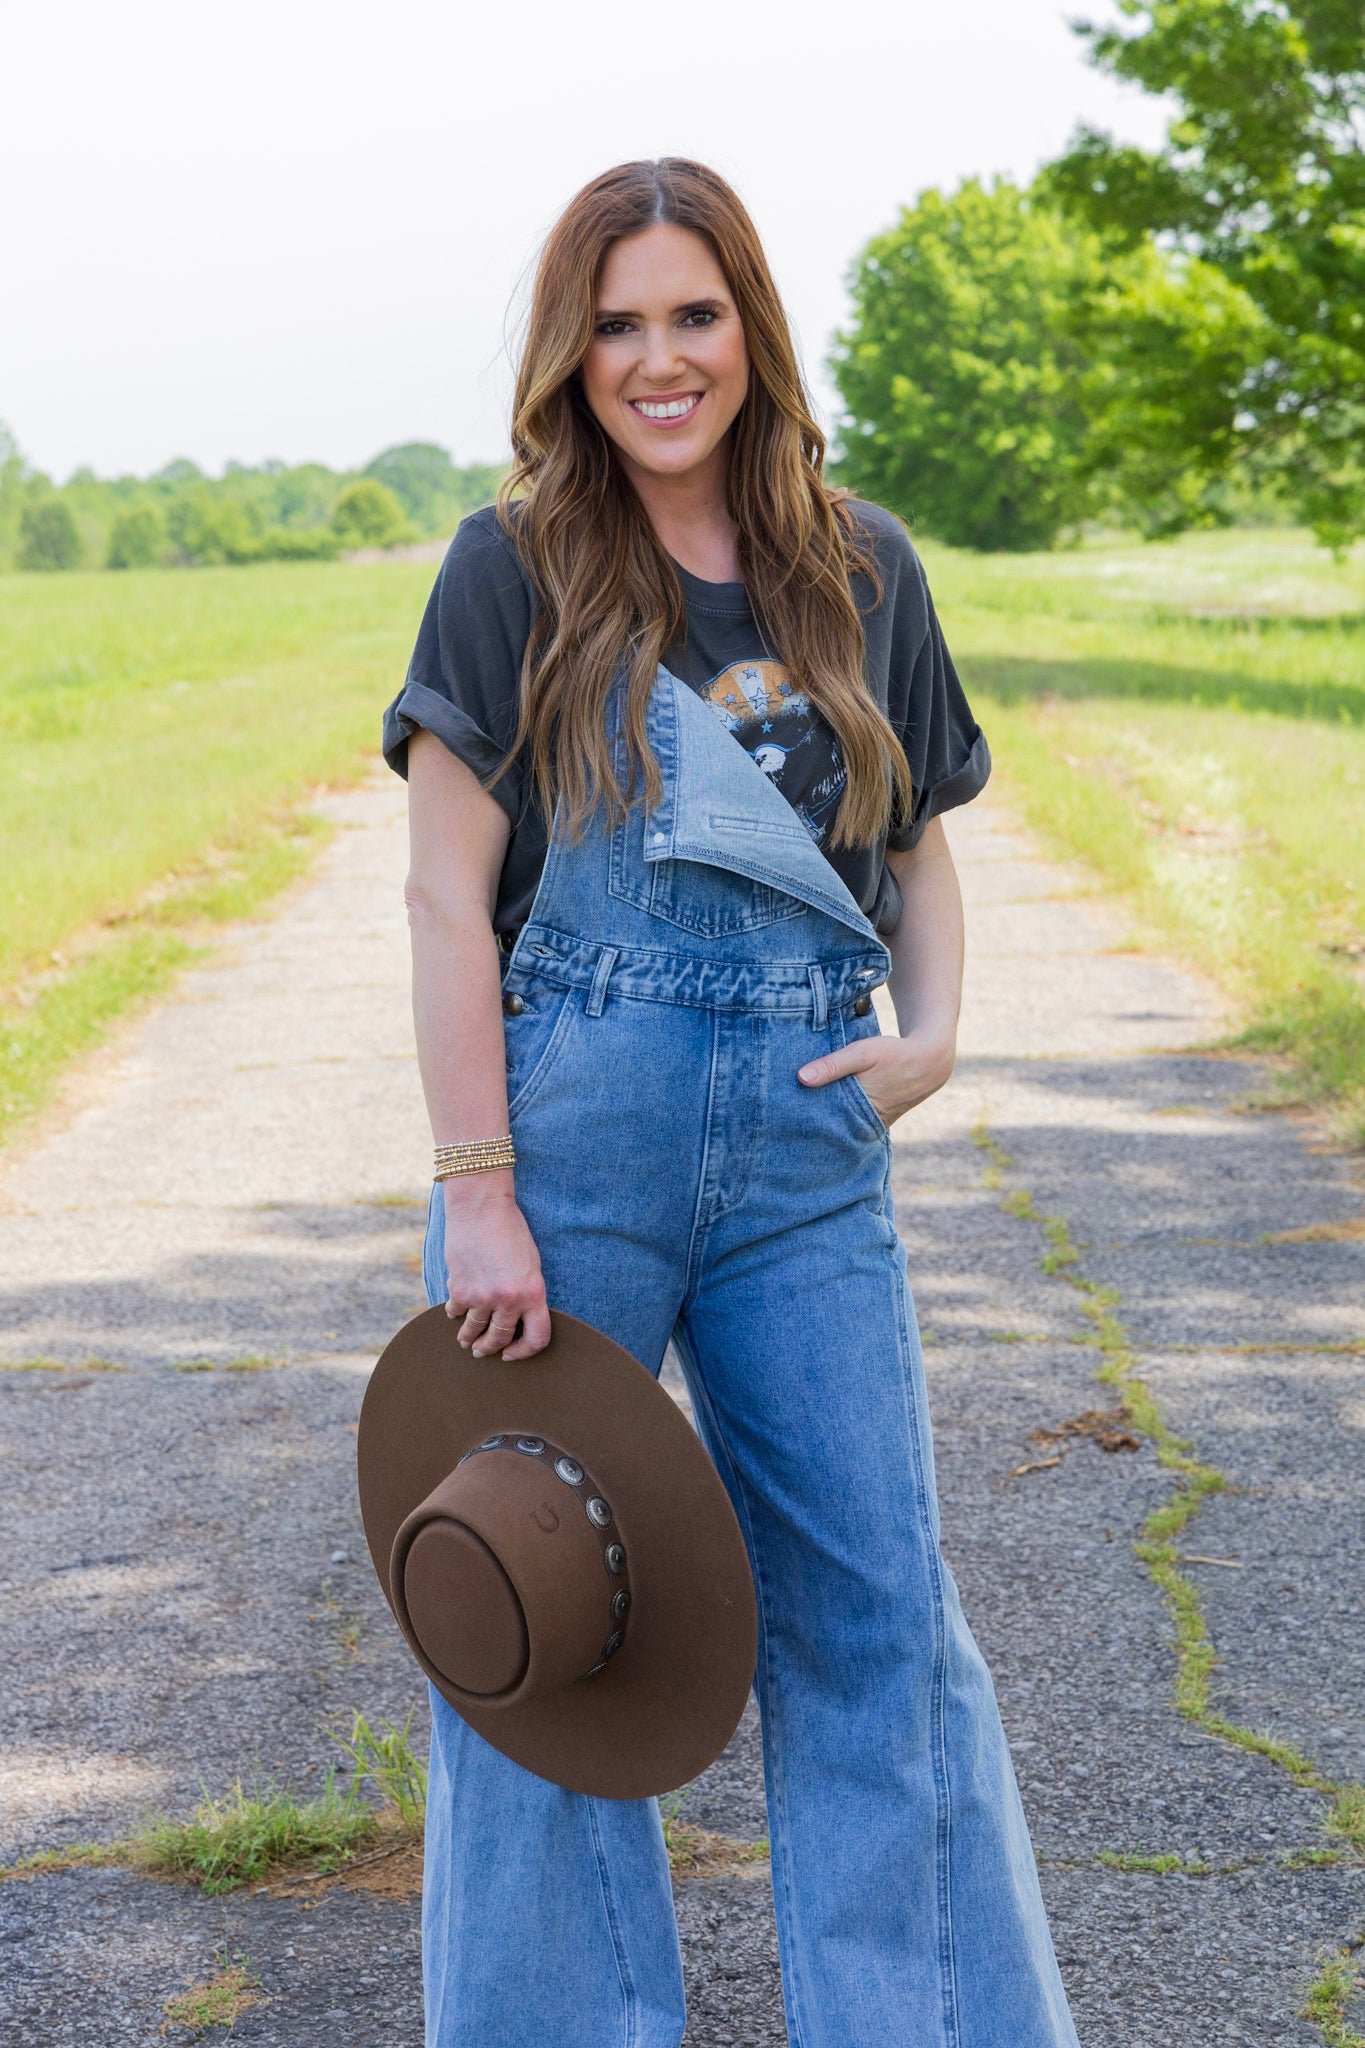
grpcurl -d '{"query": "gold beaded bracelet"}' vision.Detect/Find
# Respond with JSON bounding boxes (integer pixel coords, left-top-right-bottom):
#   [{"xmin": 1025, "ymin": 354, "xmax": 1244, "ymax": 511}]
[{"xmin": 433, "ymin": 1135, "xmax": 517, "ymax": 1180}]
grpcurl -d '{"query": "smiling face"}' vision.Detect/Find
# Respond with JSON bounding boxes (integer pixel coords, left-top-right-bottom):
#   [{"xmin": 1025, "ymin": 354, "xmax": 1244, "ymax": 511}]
[{"xmin": 579, "ymin": 222, "xmax": 750, "ymax": 490}]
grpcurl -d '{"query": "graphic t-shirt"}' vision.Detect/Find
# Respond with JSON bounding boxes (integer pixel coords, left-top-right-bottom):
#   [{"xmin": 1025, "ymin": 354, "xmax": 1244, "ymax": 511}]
[
  {"xmin": 382, "ymin": 499, "xmax": 989, "ymax": 937},
  {"xmin": 661, "ymin": 571, "xmax": 850, "ymax": 848}
]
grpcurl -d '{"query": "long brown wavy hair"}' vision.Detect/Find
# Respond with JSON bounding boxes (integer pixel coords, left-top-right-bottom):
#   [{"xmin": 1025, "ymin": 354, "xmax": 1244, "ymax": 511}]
[{"xmin": 495, "ymin": 157, "xmax": 914, "ymax": 849}]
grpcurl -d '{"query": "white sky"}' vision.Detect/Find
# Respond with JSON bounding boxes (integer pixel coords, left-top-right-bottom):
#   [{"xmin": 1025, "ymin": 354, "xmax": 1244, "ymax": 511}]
[{"xmin": 1, "ymin": 0, "xmax": 1168, "ymax": 483}]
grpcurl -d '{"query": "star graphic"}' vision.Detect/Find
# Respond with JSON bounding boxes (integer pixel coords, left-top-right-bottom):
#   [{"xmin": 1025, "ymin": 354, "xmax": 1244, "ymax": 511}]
[{"xmin": 761, "ymin": 720, "xmax": 772, "ymax": 732}]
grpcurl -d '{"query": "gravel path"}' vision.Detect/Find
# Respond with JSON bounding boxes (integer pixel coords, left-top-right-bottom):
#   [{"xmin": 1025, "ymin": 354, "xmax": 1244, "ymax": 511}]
[{"xmin": 1, "ymin": 779, "xmax": 1360, "ymax": 2046}]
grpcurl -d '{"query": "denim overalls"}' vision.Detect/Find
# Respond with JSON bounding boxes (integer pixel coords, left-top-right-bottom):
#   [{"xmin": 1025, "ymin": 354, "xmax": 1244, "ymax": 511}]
[{"xmin": 420, "ymin": 666, "xmax": 1078, "ymax": 2048}]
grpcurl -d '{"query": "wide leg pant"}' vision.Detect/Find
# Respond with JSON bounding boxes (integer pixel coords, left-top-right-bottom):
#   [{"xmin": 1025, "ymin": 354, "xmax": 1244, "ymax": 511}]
[{"xmin": 419, "ymin": 981, "xmax": 1077, "ymax": 2048}]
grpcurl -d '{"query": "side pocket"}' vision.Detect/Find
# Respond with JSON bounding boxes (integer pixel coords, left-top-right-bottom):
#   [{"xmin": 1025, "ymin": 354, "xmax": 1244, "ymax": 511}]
[
  {"xmin": 505, "ymin": 981, "xmax": 579, "ymax": 1121},
  {"xmin": 830, "ymin": 1005, "xmax": 892, "ymax": 1142}
]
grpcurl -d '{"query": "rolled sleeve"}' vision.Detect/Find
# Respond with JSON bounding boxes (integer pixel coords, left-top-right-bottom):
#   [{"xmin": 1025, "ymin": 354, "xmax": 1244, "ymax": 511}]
[
  {"xmin": 873, "ymin": 523, "xmax": 991, "ymax": 849},
  {"xmin": 379, "ymin": 507, "xmax": 535, "ymax": 825},
  {"xmin": 886, "ymin": 725, "xmax": 992, "ymax": 850}
]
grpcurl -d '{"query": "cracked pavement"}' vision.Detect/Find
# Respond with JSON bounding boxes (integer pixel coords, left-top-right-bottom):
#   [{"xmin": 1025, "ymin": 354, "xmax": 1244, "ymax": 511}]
[{"xmin": 0, "ymin": 779, "xmax": 1361, "ymax": 2046}]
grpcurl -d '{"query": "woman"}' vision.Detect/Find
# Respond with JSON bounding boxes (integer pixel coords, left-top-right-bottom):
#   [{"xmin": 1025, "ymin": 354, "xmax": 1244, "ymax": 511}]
[{"xmin": 384, "ymin": 158, "xmax": 1078, "ymax": 2048}]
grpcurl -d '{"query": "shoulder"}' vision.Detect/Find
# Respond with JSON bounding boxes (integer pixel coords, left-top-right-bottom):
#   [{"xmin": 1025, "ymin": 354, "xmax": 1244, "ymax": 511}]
[
  {"xmin": 839, "ymin": 494, "xmax": 930, "ymax": 625},
  {"xmin": 437, "ymin": 502, "xmax": 536, "ymax": 612}
]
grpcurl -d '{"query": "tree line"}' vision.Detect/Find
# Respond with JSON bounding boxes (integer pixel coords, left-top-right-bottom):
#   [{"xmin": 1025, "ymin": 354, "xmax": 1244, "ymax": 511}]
[
  {"xmin": 832, "ymin": 0, "xmax": 1365, "ymax": 552},
  {"xmin": 0, "ymin": 435, "xmax": 504, "ymax": 573},
  {"xmin": 8, "ymin": 4, "xmax": 1359, "ymax": 568}
]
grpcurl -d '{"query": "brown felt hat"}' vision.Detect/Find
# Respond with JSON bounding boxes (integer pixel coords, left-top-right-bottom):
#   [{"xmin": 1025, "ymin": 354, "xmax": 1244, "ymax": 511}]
[{"xmin": 357, "ymin": 1306, "xmax": 757, "ymax": 1799}]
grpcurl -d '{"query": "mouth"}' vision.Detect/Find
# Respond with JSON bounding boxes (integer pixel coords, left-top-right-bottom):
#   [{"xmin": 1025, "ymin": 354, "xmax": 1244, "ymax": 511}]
[{"xmin": 627, "ymin": 392, "xmax": 704, "ymax": 427}]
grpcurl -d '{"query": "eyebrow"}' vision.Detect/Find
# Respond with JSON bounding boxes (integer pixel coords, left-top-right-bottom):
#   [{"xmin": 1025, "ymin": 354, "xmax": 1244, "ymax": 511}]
[{"xmin": 594, "ymin": 296, "xmax": 728, "ymax": 320}]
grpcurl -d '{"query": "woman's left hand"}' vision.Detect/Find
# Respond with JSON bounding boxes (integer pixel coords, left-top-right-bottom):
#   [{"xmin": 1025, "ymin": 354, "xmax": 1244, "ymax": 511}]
[{"xmin": 797, "ymin": 1026, "xmax": 956, "ymax": 1130}]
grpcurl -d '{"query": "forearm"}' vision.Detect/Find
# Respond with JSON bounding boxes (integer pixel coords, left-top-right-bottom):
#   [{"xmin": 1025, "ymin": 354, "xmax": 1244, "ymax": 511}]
[
  {"xmin": 884, "ymin": 819, "xmax": 964, "ymax": 1049},
  {"xmin": 409, "ymin": 891, "xmax": 511, "ymax": 1150}
]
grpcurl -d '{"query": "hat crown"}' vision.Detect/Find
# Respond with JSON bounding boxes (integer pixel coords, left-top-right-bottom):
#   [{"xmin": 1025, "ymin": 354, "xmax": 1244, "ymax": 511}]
[{"xmin": 390, "ymin": 1440, "xmax": 626, "ymax": 1707}]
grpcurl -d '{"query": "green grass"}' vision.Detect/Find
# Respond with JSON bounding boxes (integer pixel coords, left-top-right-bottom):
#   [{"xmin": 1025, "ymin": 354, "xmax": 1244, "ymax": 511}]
[
  {"xmin": 161, "ymin": 1951, "xmax": 261, "ymax": 2036},
  {"xmin": 0, "ymin": 1779, "xmax": 380, "ymax": 1896},
  {"xmin": 7, "ymin": 531, "xmax": 1363, "ymax": 1149},
  {"xmin": 335, "ymin": 1709, "xmax": 428, "ymax": 1837},
  {"xmin": 137, "ymin": 1775, "xmax": 377, "ymax": 1893},
  {"xmin": 1302, "ymin": 1937, "xmax": 1365, "ymax": 2048},
  {"xmin": 0, "ymin": 558, "xmax": 430, "ymax": 1146},
  {"xmin": 929, "ymin": 527, "xmax": 1365, "ymax": 1141}
]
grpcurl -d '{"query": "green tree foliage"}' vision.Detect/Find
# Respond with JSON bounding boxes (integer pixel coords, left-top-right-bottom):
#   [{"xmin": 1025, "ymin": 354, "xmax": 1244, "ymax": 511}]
[
  {"xmin": 0, "ymin": 422, "xmax": 29, "ymax": 566},
  {"xmin": 832, "ymin": 180, "xmax": 1111, "ymax": 550},
  {"xmin": 1046, "ymin": 0, "xmax": 1365, "ymax": 547},
  {"xmin": 0, "ymin": 433, "xmax": 501, "ymax": 573},
  {"xmin": 1072, "ymin": 239, "xmax": 1274, "ymax": 536},
  {"xmin": 365, "ymin": 444, "xmax": 505, "ymax": 532},
  {"xmin": 106, "ymin": 502, "xmax": 167, "ymax": 569},
  {"xmin": 18, "ymin": 496, "xmax": 84, "ymax": 571},
  {"xmin": 330, "ymin": 477, "xmax": 409, "ymax": 548}
]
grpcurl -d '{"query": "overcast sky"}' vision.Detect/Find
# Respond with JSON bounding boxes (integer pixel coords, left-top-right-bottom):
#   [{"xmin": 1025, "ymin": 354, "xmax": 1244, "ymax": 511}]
[{"xmin": 1, "ymin": 0, "xmax": 1168, "ymax": 483}]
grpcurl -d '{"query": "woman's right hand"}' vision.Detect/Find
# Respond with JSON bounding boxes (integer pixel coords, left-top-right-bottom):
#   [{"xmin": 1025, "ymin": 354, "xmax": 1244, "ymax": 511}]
[{"xmin": 441, "ymin": 1170, "xmax": 551, "ymax": 1360}]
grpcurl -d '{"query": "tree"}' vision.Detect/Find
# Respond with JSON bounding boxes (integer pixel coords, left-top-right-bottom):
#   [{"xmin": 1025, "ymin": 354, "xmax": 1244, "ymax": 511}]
[
  {"xmin": 1046, "ymin": 0, "xmax": 1365, "ymax": 547},
  {"xmin": 331, "ymin": 477, "xmax": 409, "ymax": 548},
  {"xmin": 364, "ymin": 444, "xmax": 504, "ymax": 533},
  {"xmin": 164, "ymin": 489, "xmax": 262, "ymax": 565},
  {"xmin": 1074, "ymin": 238, "xmax": 1273, "ymax": 535},
  {"xmin": 18, "ymin": 496, "xmax": 83, "ymax": 571},
  {"xmin": 106, "ymin": 502, "xmax": 166, "ymax": 569},
  {"xmin": 831, "ymin": 179, "xmax": 1111, "ymax": 551},
  {"xmin": 364, "ymin": 443, "xmax": 460, "ymax": 528}
]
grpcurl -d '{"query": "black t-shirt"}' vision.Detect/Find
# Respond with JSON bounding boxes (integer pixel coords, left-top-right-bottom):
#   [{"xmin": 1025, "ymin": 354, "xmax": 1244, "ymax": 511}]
[{"xmin": 382, "ymin": 499, "xmax": 989, "ymax": 936}]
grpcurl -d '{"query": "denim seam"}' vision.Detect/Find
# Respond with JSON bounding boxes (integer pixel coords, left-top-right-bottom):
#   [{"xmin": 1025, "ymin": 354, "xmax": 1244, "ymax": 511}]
[
  {"xmin": 892, "ymin": 1267, "xmax": 960, "ymax": 2047},
  {"xmin": 671, "ymin": 1324, "xmax": 812, "ymax": 2048},
  {"xmin": 682, "ymin": 1012, "xmax": 723, "ymax": 1295},
  {"xmin": 585, "ymin": 1794, "xmax": 638, "ymax": 2048}
]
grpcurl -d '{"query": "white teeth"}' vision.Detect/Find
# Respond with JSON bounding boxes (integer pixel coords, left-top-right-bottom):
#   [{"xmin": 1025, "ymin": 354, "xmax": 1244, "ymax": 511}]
[{"xmin": 632, "ymin": 396, "xmax": 700, "ymax": 420}]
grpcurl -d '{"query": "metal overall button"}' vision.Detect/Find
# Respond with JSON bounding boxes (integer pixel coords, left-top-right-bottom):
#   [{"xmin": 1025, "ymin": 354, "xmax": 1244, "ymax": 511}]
[
  {"xmin": 502, "ymin": 990, "xmax": 525, "ymax": 1016},
  {"xmin": 853, "ymin": 993, "xmax": 872, "ymax": 1017}
]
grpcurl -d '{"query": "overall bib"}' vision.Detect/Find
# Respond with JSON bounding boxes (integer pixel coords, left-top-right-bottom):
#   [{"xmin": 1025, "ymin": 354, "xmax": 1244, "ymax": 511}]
[{"xmin": 420, "ymin": 667, "xmax": 1078, "ymax": 2048}]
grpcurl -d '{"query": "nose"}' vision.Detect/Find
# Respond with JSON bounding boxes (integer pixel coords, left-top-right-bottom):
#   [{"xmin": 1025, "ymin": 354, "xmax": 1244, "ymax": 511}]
[{"xmin": 639, "ymin": 320, "xmax": 684, "ymax": 384}]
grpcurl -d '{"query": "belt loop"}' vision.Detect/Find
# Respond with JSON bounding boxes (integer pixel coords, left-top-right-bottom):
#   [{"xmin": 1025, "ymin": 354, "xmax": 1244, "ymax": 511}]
[
  {"xmin": 585, "ymin": 946, "xmax": 619, "ymax": 1019},
  {"xmin": 807, "ymin": 962, "xmax": 829, "ymax": 1031}
]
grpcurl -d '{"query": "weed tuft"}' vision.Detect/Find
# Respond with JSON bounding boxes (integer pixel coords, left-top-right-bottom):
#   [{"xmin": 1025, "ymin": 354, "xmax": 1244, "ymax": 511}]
[
  {"xmin": 160, "ymin": 1948, "xmax": 261, "ymax": 2036},
  {"xmin": 137, "ymin": 1774, "xmax": 375, "ymax": 1894},
  {"xmin": 1301, "ymin": 1935, "xmax": 1365, "ymax": 2048},
  {"xmin": 334, "ymin": 1709, "xmax": 428, "ymax": 1837},
  {"xmin": 1098, "ymin": 1849, "xmax": 1213, "ymax": 1876}
]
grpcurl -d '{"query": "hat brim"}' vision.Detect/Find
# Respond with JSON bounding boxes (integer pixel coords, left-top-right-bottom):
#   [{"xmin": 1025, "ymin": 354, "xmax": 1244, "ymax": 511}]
[{"xmin": 357, "ymin": 1306, "xmax": 757, "ymax": 1799}]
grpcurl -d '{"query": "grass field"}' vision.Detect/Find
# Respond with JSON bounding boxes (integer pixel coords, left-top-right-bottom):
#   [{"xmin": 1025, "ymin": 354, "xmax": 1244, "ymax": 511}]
[
  {"xmin": 1, "ymin": 528, "xmax": 1362, "ymax": 1148},
  {"xmin": 1, "ymin": 560, "xmax": 432, "ymax": 1143},
  {"xmin": 924, "ymin": 528, "xmax": 1365, "ymax": 1142}
]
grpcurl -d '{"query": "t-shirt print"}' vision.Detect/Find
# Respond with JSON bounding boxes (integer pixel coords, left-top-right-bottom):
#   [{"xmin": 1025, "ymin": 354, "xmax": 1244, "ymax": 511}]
[{"xmin": 695, "ymin": 660, "xmax": 848, "ymax": 845}]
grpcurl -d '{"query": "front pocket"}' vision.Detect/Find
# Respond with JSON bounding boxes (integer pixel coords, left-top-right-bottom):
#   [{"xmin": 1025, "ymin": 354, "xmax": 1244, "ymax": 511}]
[
  {"xmin": 504, "ymin": 982, "xmax": 579, "ymax": 1120},
  {"xmin": 831, "ymin": 1005, "xmax": 891, "ymax": 1141}
]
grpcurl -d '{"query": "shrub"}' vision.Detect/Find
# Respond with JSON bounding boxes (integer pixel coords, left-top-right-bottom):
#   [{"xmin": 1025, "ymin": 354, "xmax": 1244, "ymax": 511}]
[
  {"xmin": 258, "ymin": 524, "xmax": 341, "ymax": 562},
  {"xmin": 106, "ymin": 503, "xmax": 166, "ymax": 569},
  {"xmin": 19, "ymin": 496, "xmax": 83, "ymax": 571},
  {"xmin": 331, "ymin": 478, "xmax": 409, "ymax": 549},
  {"xmin": 165, "ymin": 492, "xmax": 263, "ymax": 565}
]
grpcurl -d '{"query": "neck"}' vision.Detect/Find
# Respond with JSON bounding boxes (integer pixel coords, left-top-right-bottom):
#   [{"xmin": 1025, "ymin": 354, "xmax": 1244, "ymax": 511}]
[{"xmin": 619, "ymin": 438, "xmax": 741, "ymax": 584}]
